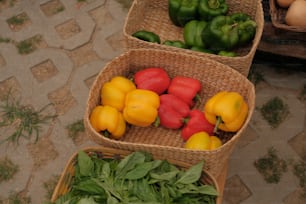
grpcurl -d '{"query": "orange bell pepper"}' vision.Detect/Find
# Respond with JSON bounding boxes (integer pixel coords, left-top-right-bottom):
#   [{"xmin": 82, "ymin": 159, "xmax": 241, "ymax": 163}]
[
  {"xmin": 89, "ymin": 105, "xmax": 126, "ymax": 139},
  {"xmin": 101, "ymin": 76, "xmax": 136, "ymax": 111},
  {"xmin": 123, "ymin": 89, "xmax": 160, "ymax": 127}
]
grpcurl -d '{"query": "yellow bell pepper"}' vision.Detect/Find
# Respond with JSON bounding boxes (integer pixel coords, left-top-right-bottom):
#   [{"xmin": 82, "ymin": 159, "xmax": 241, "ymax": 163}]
[
  {"xmin": 204, "ymin": 91, "xmax": 248, "ymax": 132},
  {"xmin": 123, "ymin": 89, "xmax": 160, "ymax": 127},
  {"xmin": 184, "ymin": 131, "xmax": 222, "ymax": 150},
  {"xmin": 89, "ymin": 105, "xmax": 126, "ymax": 139},
  {"xmin": 101, "ymin": 76, "xmax": 136, "ymax": 111}
]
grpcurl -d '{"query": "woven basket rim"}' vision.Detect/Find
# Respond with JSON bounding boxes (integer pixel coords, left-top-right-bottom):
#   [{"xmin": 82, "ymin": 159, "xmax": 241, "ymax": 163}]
[{"xmin": 51, "ymin": 146, "xmax": 221, "ymax": 203}]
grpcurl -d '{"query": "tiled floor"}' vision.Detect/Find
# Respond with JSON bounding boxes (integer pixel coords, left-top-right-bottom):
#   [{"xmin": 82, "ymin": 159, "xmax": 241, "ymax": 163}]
[{"xmin": 0, "ymin": 1, "xmax": 305, "ymax": 203}]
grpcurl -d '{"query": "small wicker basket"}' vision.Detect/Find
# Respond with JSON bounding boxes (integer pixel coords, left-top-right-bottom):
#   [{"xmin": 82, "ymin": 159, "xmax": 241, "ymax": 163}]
[
  {"xmin": 269, "ymin": 0, "xmax": 306, "ymax": 32},
  {"xmin": 123, "ymin": 0, "xmax": 264, "ymax": 77},
  {"xmin": 84, "ymin": 49, "xmax": 255, "ymax": 177},
  {"xmin": 51, "ymin": 146, "xmax": 221, "ymax": 204}
]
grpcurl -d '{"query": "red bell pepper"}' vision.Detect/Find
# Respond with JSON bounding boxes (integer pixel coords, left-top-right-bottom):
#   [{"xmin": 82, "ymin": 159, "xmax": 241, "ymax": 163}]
[
  {"xmin": 181, "ymin": 109, "xmax": 214, "ymax": 141},
  {"xmin": 134, "ymin": 67, "xmax": 171, "ymax": 95},
  {"xmin": 158, "ymin": 94, "xmax": 190, "ymax": 129},
  {"xmin": 167, "ymin": 76, "xmax": 201, "ymax": 107}
]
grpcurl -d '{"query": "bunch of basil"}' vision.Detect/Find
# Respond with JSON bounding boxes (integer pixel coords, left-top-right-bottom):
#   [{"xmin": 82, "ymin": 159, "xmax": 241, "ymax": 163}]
[{"xmin": 52, "ymin": 150, "xmax": 218, "ymax": 204}]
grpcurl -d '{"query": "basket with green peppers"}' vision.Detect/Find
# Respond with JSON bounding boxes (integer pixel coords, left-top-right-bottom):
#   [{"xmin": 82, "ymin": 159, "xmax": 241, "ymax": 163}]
[
  {"xmin": 124, "ymin": 0, "xmax": 264, "ymax": 76},
  {"xmin": 132, "ymin": 6, "xmax": 257, "ymax": 57}
]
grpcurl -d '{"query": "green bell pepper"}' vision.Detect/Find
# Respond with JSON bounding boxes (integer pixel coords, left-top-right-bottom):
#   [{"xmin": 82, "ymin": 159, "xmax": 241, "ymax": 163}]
[
  {"xmin": 237, "ymin": 20, "xmax": 256, "ymax": 45},
  {"xmin": 230, "ymin": 12, "xmax": 257, "ymax": 45},
  {"xmin": 191, "ymin": 46, "xmax": 215, "ymax": 54},
  {"xmin": 198, "ymin": 0, "xmax": 229, "ymax": 21},
  {"xmin": 168, "ymin": 0, "xmax": 199, "ymax": 27},
  {"xmin": 202, "ymin": 15, "xmax": 239, "ymax": 51},
  {"xmin": 230, "ymin": 12, "xmax": 251, "ymax": 23},
  {"xmin": 183, "ymin": 20, "xmax": 208, "ymax": 48},
  {"xmin": 218, "ymin": 50, "xmax": 236, "ymax": 57},
  {"xmin": 163, "ymin": 40, "xmax": 188, "ymax": 48},
  {"xmin": 132, "ymin": 30, "xmax": 161, "ymax": 44}
]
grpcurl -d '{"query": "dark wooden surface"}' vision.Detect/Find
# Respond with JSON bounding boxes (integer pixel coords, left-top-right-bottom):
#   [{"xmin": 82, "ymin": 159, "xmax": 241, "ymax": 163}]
[{"xmin": 258, "ymin": 0, "xmax": 306, "ymax": 60}]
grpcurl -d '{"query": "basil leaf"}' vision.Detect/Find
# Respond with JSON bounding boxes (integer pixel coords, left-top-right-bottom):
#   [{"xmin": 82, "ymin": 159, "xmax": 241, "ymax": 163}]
[
  {"xmin": 133, "ymin": 178, "xmax": 159, "ymax": 202},
  {"xmin": 73, "ymin": 179, "xmax": 105, "ymax": 195},
  {"xmin": 101, "ymin": 162, "xmax": 111, "ymax": 179},
  {"xmin": 55, "ymin": 152, "xmax": 217, "ymax": 204},
  {"xmin": 197, "ymin": 185, "xmax": 219, "ymax": 196},
  {"xmin": 76, "ymin": 197, "xmax": 98, "ymax": 204},
  {"xmin": 54, "ymin": 191, "xmax": 74, "ymax": 204},
  {"xmin": 149, "ymin": 171, "xmax": 178, "ymax": 182},
  {"xmin": 77, "ymin": 151, "xmax": 94, "ymax": 177},
  {"xmin": 116, "ymin": 152, "xmax": 146, "ymax": 178},
  {"xmin": 107, "ymin": 196, "xmax": 119, "ymax": 204},
  {"xmin": 93, "ymin": 178, "xmax": 122, "ymax": 201},
  {"xmin": 92, "ymin": 157, "xmax": 106, "ymax": 176},
  {"xmin": 175, "ymin": 161, "xmax": 204, "ymax": 185},
  {"xmin": 125, "ymin": 160, "xmax": 162, "ymax": 180}
]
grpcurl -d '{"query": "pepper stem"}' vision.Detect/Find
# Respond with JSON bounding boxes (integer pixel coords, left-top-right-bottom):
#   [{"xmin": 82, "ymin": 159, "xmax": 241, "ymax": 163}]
[
  {"xmin": 208, "ymin": 0, "xmax": 220, "ymax": 9},
  {"xmin": 102, "ymin": 130, "xmax": 110, "ymax": 138},
  {"xmin": 153, "ymin": 117, "xmax": 160, "ymax": 127},
  {"xmin": 214, "ymin": 116, "xmax": 222, "ymax": 133}
]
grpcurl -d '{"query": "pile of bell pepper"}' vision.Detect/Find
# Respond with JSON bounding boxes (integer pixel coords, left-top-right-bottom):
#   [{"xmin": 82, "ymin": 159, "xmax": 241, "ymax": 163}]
[
  {"xmin": 131, "ymin": 0, "xmax": 257, "ymax": 57},
  {"xmin": 89, "ymin": 67, "xmax": 249, "ymax": 150}
]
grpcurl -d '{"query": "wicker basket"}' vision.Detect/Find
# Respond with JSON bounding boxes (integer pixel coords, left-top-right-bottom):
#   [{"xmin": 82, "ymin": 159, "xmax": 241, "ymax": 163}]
[
  {"xmin": 123, "ymin": 0, "xmax": 264, "ymax": 77},
  {"xmin": 51, "ymin": 146, "xmax": 221, "ymax": 204},
  {"xmin": 84, "ymin": 49, "xmax": 255, "ymax": 177},
  {"xmin": 269, "ymin": 0, "xmax": 306, "ymax": 32}
]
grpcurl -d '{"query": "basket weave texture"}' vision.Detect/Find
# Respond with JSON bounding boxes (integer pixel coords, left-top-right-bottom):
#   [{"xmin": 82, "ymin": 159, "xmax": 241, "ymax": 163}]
[
  {"xmin": 269, "ymin": 0, "xmax": 306, "ymax": 32},
  {"xmin": 51, "ymin": 146, "xmax": 221, "ymax": 204},
  {"xmin": 123, "ymin": 0, "xmax": 264, "ymax": 77},
  {"xmin": 84, "ymin": 49, "xmax": 255, "ymax": 177}
]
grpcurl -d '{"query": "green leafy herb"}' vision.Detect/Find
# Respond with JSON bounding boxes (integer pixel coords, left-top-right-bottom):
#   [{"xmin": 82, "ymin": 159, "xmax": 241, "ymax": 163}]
[
  {"xmin": 52, "ymin": 151, "xmax": 218, "ymax": 204},
  {"xmin": 77, "ymin": 151, "xmax": 94, "ymax": 177},
  {"xmin": 125, "ymin": 160, "xmax": 162, "ymax": 180},
  {"xmin": 176, "ymin": 160, "xmax": 204, "ymax": 185}
]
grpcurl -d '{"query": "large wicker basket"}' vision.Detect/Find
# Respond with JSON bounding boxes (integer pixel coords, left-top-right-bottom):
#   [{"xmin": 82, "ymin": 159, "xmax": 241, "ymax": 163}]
[
  {"xmin": 84, "ymin": 49, "xmax": 255, "ymax": 177},
  {"xmin": 123, "ymin": 0, "xmax": 264, "ymax": 77},
  {"xmin": 269, "ymin": 0, "xmax": 306, "ymax": 32},
  {"xmin": 51, "ymin": 146, "xmax": 221, "ymax": 204}
]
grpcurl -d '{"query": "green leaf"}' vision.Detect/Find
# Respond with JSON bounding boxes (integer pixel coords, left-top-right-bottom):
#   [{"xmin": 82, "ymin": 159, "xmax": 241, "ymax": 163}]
[
  {"xmin": 173, "ymin": 196, "xmax": 202, "ymax": 204},
  {"xmin": 107, "ymin": 196, "xmax": 119, "ymax": 204},
  {"xmin": 101, "ymin": 162, "xmax": 111, "ymax": 179},
  {"xmin": 77, "ymin": 151, "xmax": 94, "ymax": 177},
  {"xmin": 73, "ymin": 179, "xmax": 105, "ymax": 195},
  {"xmin": 54, "ymin": 191, "xmax": 75, "ymax": 204},
  {"xmin": 76, "ymin": 197, "xmax": 98, "ymax": 204},
  {"xmin": 92, "ymin": 157, "xmax": 106, "ymax": 176},
  {"xmin": 197, "ymin": 185, "xmax": 219, "ymax": 196},
  {"xmin": 125, "ymin": 160, "xmax": 162, "ymax": 180},
  {"xmin": 132, "ymin": 178, "xmax": 159, "ymax": 202},
  {"xmin": 115, "ymin": 152, "xmax": 146, "ymax": 178},
  {"xmin": 159, "ymin": 182, "xmax": 171, "ymax": 203},
  {"xmin": 53, "ymin": 152, "xmax": 216, "ymax": 204},
  {"xmin": 94, "ymin": 178, "xmax": 122, "ymax": 201},
  {"xmin": 149, "ymin": 171, "xmax": 178, "ymax": 182},
  {"xmin": 175, "ymin": 161, "xmax": 204, "ymax": 185}
]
